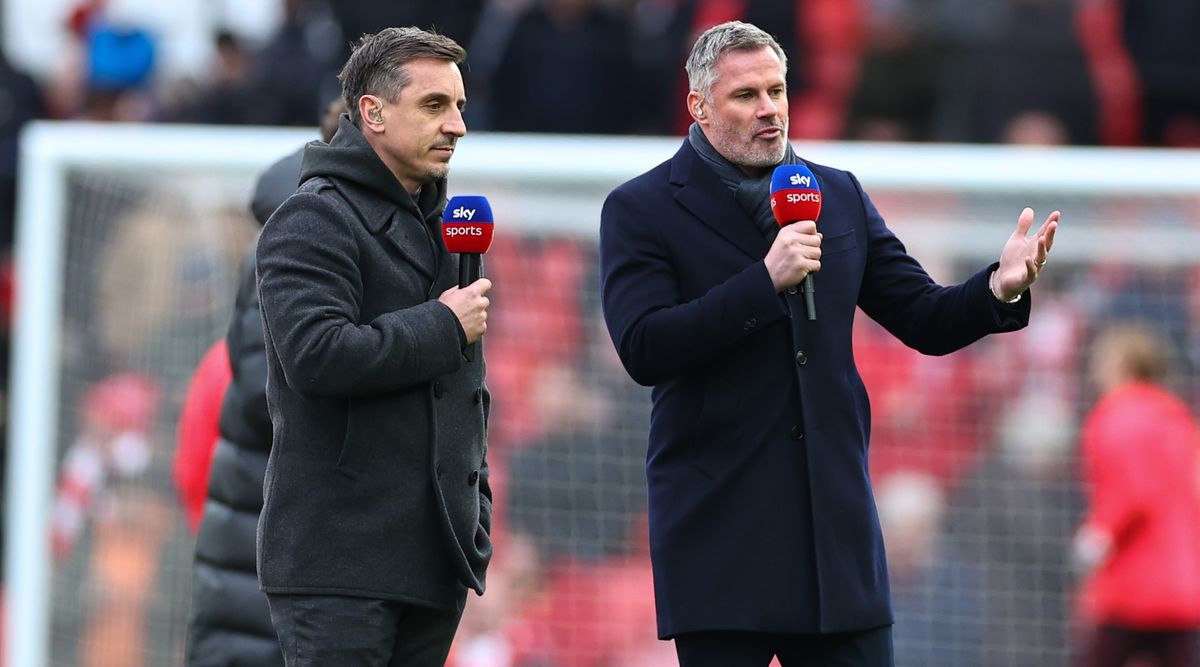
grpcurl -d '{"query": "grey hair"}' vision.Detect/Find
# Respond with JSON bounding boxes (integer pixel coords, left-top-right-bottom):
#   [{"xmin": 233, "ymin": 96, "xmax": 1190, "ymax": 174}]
[{"xmin": 685, "ymin": 21, "xmax": 787, "ymax": 100}]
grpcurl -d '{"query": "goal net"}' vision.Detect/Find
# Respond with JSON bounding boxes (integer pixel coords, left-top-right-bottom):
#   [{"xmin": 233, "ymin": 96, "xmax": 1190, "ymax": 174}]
[{"xmin": 10, "ymin": 123, "xmax": 1200, "ymax": 667}]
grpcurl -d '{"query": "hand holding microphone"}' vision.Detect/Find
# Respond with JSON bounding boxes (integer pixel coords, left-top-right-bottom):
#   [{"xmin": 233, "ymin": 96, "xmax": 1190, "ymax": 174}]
[
  {"xmin": 768, "ymin": 164, "xmax": 823, "ymax": 320},
  {"xmin": 439, "ymin": 281, "xmax": 491, "ymax": 345},
  {"xmin": 440, "ymin": 196, "xmax": 495, "ymax": 356}
]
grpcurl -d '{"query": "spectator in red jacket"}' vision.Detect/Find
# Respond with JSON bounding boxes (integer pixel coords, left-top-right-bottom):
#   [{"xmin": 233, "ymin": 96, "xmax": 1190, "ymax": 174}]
[
  {"xmin": 1073, "ymin": 323, "xmax": 1200, "ymax": 667},
  {"xmin": 172, "ymin": 339, "xmax": 231, "ymax": 533}
]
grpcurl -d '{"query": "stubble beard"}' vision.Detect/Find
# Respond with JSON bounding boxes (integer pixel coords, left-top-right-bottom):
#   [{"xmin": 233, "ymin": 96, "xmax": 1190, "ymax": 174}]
[
  {"xmin": 423, "ymin": 139, "xmax": 456, "ymax": 183},
  {"xmin": 711, "ymin": 117, "xmax": 788, "ymax": 170}
]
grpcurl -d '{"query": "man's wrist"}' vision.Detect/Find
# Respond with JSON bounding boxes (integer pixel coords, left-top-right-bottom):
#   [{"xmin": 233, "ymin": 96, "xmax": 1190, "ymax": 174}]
[{"xmin": 990, "ymin": 270, "xmax": 1021, "ymax": 304}]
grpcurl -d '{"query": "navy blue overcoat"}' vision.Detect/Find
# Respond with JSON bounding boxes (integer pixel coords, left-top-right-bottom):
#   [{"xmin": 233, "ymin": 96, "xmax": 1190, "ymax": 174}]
[{"xmin": 599, "ymin": 140, "xmax": 1029, "ymax": 639}]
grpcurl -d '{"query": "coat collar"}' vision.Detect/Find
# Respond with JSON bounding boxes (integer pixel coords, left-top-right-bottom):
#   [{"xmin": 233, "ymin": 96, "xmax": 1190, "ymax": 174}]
[
  {"xmin": 302, "ymin": 116, "xmax": 450, "ymax": 282},
  {"xmin": 668, "ymin": 140, "xmax": 770, "ymax": 260},
  {"xmin": 328, "ymin": 177, "xmax": 445, "ymax": 284}
]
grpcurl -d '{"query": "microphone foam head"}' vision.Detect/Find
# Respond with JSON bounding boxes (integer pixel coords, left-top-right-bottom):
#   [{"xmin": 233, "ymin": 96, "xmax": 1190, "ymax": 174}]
[
  {"xmin": 769, "ymin": 164, "xmax": 822, "ymax": 227},
  {"xmin": 441, "ymin": 195, "xmax": 494, "ymax": 253}
]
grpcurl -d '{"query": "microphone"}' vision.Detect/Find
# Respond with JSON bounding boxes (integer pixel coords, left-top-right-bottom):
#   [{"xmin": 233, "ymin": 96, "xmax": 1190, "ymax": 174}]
[
  {"xmin": 441, "ymin": 195, "xmax": 495, "ymax": 288},
  {"xmin": 441, "ymin": 195, "xmax": 495, "ymax": 361},
  {"xmin": 769, "ymin": 165, "xmax": 822, "ymax": 321}
]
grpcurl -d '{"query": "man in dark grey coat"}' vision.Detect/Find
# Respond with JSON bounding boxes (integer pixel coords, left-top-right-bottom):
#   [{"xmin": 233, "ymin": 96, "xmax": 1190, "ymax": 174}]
[{"xmin": 255, "ymin": 27, "xmax": 493, "ymax": 665}]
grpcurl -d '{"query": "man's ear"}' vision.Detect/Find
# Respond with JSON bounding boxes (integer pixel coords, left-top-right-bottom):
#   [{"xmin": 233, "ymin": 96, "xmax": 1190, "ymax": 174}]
[
  {"xmin": 360, "ymin": 95, "xmax": 385, "ymax": 129},
  {"xmin": 687, "ymin": 91, "xmax": 706, "ymax": 124}
]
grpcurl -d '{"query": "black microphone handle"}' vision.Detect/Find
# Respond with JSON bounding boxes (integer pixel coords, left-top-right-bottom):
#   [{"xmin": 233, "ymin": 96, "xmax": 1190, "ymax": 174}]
[
  {"xmin": 459, "ymin": 253, "xmax": 482, "ymax": 288},
  {"xmin": 458, "ymin": 253, "xmax": 483, "ymax": 362},
  {"xmin": 803, "ymin": 274, "xmax": 816, "ymax": 321}
]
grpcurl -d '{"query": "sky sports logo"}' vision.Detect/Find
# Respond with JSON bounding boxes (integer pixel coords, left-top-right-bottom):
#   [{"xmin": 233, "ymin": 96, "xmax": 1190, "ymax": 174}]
[
  {"xmin": 443, "ymin": 225, "xmax": 488, "ymax": 237},
  {"xmin": 789, "ymin": 174, "xmax": 813, "ymax": 187},
  {"xmin": 770, "ymin": 191, "xmax": 822, "ymax": 207},
  {"xmin": 450, "ymin": 205, "xmax": 481, "ymax": 221}
]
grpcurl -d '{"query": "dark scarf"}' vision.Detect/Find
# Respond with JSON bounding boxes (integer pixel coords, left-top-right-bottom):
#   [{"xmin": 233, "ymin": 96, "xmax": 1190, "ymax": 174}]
[{"xmin": 688, "ymin": 122, "xmax": 799, "ymax": 240}]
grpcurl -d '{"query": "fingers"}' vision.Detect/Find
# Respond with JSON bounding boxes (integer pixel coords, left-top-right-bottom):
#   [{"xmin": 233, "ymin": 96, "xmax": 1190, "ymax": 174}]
[
  {"xmin": 1013, "ymin": 207, "xmax": 1035, "ymax": 237},
  {"xmin": 1041, "ymin": 217, "xmax": 1059, "ymax": 253},
  {"xmin": 440, "ymin": 278, "xmax": 493, "ymax": 298},
  {"xmin": 765, "ymin": 222, "xmax": 822, "ymax": 292},
  {"xmin": 1032, "ymin": 211, "xmax": 1059, "ymax": 267},
  {"xmin": 469, "ymin": 278, "xmax": 493, "ymax": 295},
  {"xmin": 778, "ymin": 221, "xmax": 820, "ymax": 244}
]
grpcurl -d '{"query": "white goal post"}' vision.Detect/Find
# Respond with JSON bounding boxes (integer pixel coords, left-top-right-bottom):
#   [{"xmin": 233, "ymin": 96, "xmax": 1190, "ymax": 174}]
[{"xmin": 10, "ymin": 121, "xmax": 1200, "ymax": 667}]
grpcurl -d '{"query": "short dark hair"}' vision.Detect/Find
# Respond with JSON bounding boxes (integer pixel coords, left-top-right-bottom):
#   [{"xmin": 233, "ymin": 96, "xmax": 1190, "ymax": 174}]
[{"xmin": 338, "ymin": 27, "xmax": 466, "ymax": 126}]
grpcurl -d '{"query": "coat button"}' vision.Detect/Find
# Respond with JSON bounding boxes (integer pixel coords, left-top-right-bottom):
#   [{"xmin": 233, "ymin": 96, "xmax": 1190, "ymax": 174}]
[
  {"xmin": 795, "ymin": 350, "xmax": 807, "ymax": 367},
  {"xmin": 743, "ymin": 317, "xmax": 757, "ymax": 330},
  {"xmin": 791, "ymin": 425, "xmax": 805, "ymax": 440},
  {"xmin": 433, "ymin": 381, "xmax": 444, "ymax": 398},
  {"xmin": 467, "ymin": 470, "xmax": 479, "ymax": 486},
  {"xmin": 786, "ymin": 286, "xmax": 798, "ymax": 295},
  {"xmin": 473, "ymin": 388, "xmax": 483, "ymax": 404},
  {"xmin": 436, "ymin": 465, "xmax": 446, "ymax": 478}
]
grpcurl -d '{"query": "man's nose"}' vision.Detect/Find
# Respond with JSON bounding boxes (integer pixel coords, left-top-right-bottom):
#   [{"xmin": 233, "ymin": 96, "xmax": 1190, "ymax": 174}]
[
  {"xmin": 756, "ymin": 93, "xmax": 780, "ymax": 119},
  {"xmin": 444, "ymin": 107, "xmax": 467, "ymax": 137}
]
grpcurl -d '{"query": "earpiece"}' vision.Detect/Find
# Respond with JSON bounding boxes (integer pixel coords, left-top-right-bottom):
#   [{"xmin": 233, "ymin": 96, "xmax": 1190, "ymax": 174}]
[
  {"xmin": 370, "ymin": 111, "xmax": 383, "ymax": 123},
  {"xmin": 695, "ymin": 106, "xmax": 704, "ymax": 118}
]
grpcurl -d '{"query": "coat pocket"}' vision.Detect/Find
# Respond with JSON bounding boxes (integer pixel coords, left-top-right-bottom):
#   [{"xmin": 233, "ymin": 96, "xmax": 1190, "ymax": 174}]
[
  {"xmin": 335, "ymin": 398, "xmax": 374, "ymax": 479},
  {"xmin": 821, "ymin": 229, "xmax": 858, "ymax": 256},
  {"xmin": 689, "ymin": 378, "xmax": 745, "ymax": 479}
]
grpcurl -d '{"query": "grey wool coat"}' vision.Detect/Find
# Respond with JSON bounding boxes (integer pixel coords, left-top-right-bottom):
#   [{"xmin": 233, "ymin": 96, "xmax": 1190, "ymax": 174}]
[{"xmin": 255, "ymin": 115, "xmax": 492, "ymax": 611}]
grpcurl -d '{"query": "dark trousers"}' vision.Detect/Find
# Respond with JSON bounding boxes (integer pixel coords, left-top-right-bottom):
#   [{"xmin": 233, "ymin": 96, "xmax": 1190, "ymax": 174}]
[
  {"xmin": 1075, "ymin": 625, "xmax": 1198, "ymax": 667},
  {"xmin": 266, "ymin": 593, "xmax": 464, "ymax": 667},
  {"xmin": 674, "ymin": 625, "xmax": 894, "ymax": 667}
]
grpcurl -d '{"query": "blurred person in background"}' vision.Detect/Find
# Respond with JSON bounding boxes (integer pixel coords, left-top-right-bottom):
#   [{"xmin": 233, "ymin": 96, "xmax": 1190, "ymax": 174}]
[
  {"xmin": 0, "ymin": 50, "xmax": 45, "ymax": 246},
  {"xmin": 928, "ymin": 0, "xmax": 1099, "ymax": 144},
  {"xmin": 240, "ymin": 0, "xmax": 341, "ymax": 126},
  {"xmin": 485, "ymin": 0, "xmax": 636, "ymax": 134},
  {"xmin": 327, "ymin": 1, "xmax": 484, "ymax": 61},
  {"xmin": 255, "ymin": 27, "xmax": 493, "ymax": 665},
  {"xmin": 1118, "ymin": 0, "xmax": 1200, "ymax": 147},
  {"xmin": 176, "ymin": 31, "xmax": 256, "ymax": 125},
  {"xmin": 0, "ymin": 51, "xmax": 43, "ymax": 513},
  {"xmin": 844, "ymin": 0, "xmax": 939, "ymax": 142},
  {"xmin": 599, "ymin": 20, "xmax": 1058, "ymax": 666},
  {"xmin": 182, "ymin": 99, "xmax": 343, "ymax": 667},
  {"xmin": 77, "ymin": 9, "xmax": 160, "ymax": 122},
  {"xmin": 1072, "ymin": 324, "xmax": 1200, "ymax": 667}
]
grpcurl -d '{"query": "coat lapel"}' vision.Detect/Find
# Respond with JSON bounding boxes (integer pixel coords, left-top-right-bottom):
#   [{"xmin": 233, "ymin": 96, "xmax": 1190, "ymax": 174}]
[
  {"xmin": 670, "ymin": 141, "xmax": 771, "ymax": 261},
  {"xmin": 381, "ymin": 211, "xmax": 437, "ymax": 284},
  {"xmin": 333, "ymin": 179, "xmax": 438, "ymax": 284}
]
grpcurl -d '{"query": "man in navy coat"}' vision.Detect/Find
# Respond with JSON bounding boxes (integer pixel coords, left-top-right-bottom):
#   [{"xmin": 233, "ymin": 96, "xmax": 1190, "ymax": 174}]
[{"xmin": 599, "ymin": 21, "xmax": 1059, "ymax": 666}]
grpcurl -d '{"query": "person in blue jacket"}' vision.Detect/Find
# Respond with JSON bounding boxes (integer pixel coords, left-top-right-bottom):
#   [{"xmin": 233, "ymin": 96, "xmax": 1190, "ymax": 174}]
[{"xmin": 598, "ymin": 20, "xmax": 1058, "ymax": 667}]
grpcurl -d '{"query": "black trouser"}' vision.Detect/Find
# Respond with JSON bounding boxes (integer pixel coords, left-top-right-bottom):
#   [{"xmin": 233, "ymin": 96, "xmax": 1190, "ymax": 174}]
[
  {"xmin": 674, "ymin": 625, "xmax": 894, "ymax": 667},
  {"xmin": 1075, "ymin": 625, "xmax": 1198, "ymax": 667},
  {"xmin": 266, "ymin": 593, "xmax": 464, "ymax": 667}
]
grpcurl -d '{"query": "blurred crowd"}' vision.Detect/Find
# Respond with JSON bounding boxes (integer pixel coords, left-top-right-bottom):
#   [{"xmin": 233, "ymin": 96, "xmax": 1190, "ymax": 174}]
[
  {"xmin": 1, "ymin": 0, "xmax": 1200, "ymax": 665},
  {"xmin": 2, "ymin": 0, "xmax": 1199, "ymax": 151}
]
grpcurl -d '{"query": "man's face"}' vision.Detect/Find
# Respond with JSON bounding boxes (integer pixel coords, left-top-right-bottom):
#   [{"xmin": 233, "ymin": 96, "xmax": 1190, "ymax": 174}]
[
  {"xmin": 371, "ymin": 58, "xmax": 467, "ymax": 193},
  {"xmin": 691, "ymin": 46, "xmax": 788, "ymax": 174}
]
